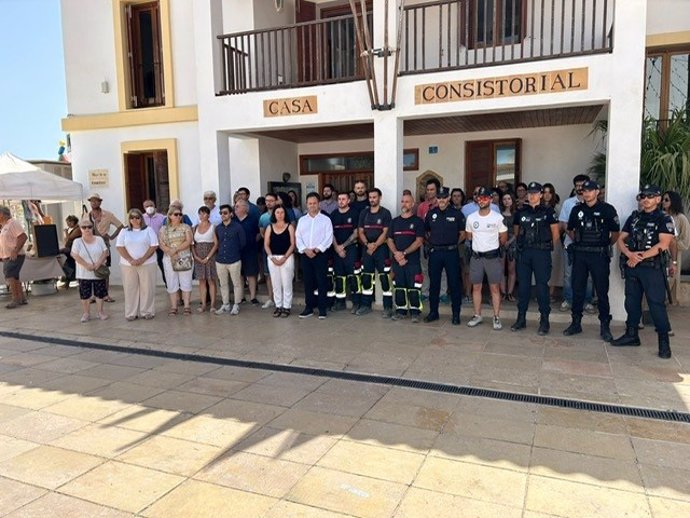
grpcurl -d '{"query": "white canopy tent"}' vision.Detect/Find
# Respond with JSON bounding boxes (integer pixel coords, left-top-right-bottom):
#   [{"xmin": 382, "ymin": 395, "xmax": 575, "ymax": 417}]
[{"xmin": 0, "ymin": 152, "xmax": 83, "ymax": 202}]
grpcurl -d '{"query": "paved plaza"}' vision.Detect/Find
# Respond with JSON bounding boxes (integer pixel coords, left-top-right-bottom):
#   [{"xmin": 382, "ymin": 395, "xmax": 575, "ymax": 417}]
[{"xmin": 0, "ymin": 286, "xmax": 689, "ymax": 517}]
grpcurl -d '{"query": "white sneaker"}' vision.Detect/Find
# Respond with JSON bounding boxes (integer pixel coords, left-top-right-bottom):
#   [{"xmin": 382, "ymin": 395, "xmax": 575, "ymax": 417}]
[
  {"xmin": 559, "ymin": 301, "xmax": 571, "ymax": 312},
  {"xmin": 584, "ymin": 303, "xmax": 597, "ymax": 314},
  {"xmin": 493, "ymin": 316, "xmax": 503, "ymax": 330},
  {"xmin": 215, "ymin": 304, "xmax": 230, "ymax": 315},
  {"xmin": 467, "ymin": 315, "xmax": 483, "ymax": 327},
  {"xmin": 230, "ymin": 304, "xmax": 240, "ymax": 315},
  {"xmin": 262, "ymin": 299, "xmax": 275, "ymax": 309}
]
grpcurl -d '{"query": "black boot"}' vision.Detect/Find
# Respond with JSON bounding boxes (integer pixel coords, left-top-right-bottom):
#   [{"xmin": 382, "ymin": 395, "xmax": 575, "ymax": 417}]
[
  {"xmin": 537, "ymin": 314, "xmax": 550, "ymax": 336},
  {"xmin": 511, "ymin": 312, "xmax": 526, "ymax": 331},
  {"xmin": 658, "ymin": 332, "xmax": 672, "ymax": 359},
  {"xmin": 599, "ymin": 316, "xmax": 613, "ymax": 343},
  {"xmin": 563, "ymin": 315, "xmax": 583, "ymax": 336},
  {"xmin": 611, "ymin": 326, "xmax": 641, "ymax": 346}
]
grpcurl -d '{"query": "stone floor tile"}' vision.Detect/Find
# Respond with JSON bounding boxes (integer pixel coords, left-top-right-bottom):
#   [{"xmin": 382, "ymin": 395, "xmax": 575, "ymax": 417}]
[
  {"xmin": 76, "ymin": 363, "xmax": 146, "ymax": 381},
  {"xmin": 161, "ymin": 414, "xmax": 260, "ymax": 448},
  {"xmin": 98, "ymin": 405, "xmax": 193, "ymax": 434},
  {"xmin": 44, "ymin": 395, "xmax": 133, "ymax": 422},
  {"xmin": 0, "ymin": 435, "xmax": 40, "ymax": 462},
  {"xmin": 263, "ymin": 500, "xmax": 354, "ymax": 518},
  {"xmin": 639, "ymin": 463, "xmax": 690, "ymax": 502},
  {"xmin": 116, "ymin": 435, "xmax": 221, "ymax": 476},
  {"xmin": 413, "ymin": 456, "xmax": 527, "ymax": 507},
  {"xmin": 232, "ymin": 426, "xmax": 338, "ymax": 465},
  {"xmin": 648, "ymin": 496, "xmax": 690, "ymax": 518},
  {"xmin": 150, "ymin": 360, "xmax": 220, "ymax": 376},
  {"xmin": 0, "ymin": 477, "xmax": 46, "ymax": 515},
  {"xmin": 0, "ymin": 410, "xmax": 88, "ymax": 443},
  {"xmin": 201, "ymin": 398, "xmax": 286, "ymax": 425},
  {"xmin": 364, "ymin": 401, "xmax": 452, "ymax": 432},
  {"xmin": 267, "ymin": 408, "xmax": 359, "ymax": 437},
  {"xmin": 315, "ymin": 380, "xmax": 391, "ymax": 399},
  {"xmin": 287, "ymin": 466, "xmax": 407, "ymax": 518},
  {"xmin": 0, "ymin": 367, "xmax": 65, "ymax": 386},
  {"xmin": 230, "ymin": 382, "xmax": 312, "ymax": 408},
  {"xmin": 394, "ymin": 487, "xmax": 523, "ymax": 518},
  {"xmin": 529, "ymin": 447, "xmax": 644, "ymax": 492},
  {"xmin": 121, "ymin": 370, "xmax": 195, "ymax": 390},
  {"xmin": 175, "ymin": 376, "xmax": 248, "ymax": 397},
  {"xmin": 344, "ymin": 418, "xmax": 439, "ymax": 453},
  {"xmin": 466, "ymin": 378, "xmax": 540, "ymax": 395},
  {"xmin": 40, "ymin": 373, "xmax": 114, "ymax": 394},
  {"xmin": 0, "ymin": 353, "xmax": 56, "ymax": 368},
  {"xmin": 533, "ymin": 423, "xmax": 636, "ymax": 460},
  {"xmin": 0, "ymin": 445, "xmax": 104, "ymax": 489},
  {"xmin": 632, "ymin": 437, "xmax": 690, "ymax": 469},
  {"xmin": 430, "ymin": 434, "xmax": 531, "ymax": 472},
  {"xmin": 292, "ymin": 391, "xmax": 383, "ymax": 418},
  {"xmin": 444, "ymin": 412, "xmax": 536, "ymax": 445},
  {"xmin": 484, "ymin": 340, "xmax": 545, "ymax": 358},
  {"xmin": 537, "ymin": 407, "xmax": 627, "ymax": 434},
  {"xmin": 0, "ymin": 402, "xmax": 31, "ymax": 424},
  {"xmin": 255, "ymin": 371, "xmax": 328, "ymax": 392},
  {"xmin": 106, "ymin": 353, "xmax": 170, "ymax": 369},
  {"xmin": 205, "ymin": 365, "xmax": 272, "ymax": 383},
  {"xmin": 541, "ymin": 358, "xmax": 612, "ymax": 378},
  {"xmin": 455, "ymin": 397, "xmax": 538, "ymax": 423},
  {"xmin": 625, "ymin": 417, "xmax": 690, "ymax": 444},
  {"xmin": 525, "ymin": 475, "xmax": 651, "ymax": 518},
  {"xmin": 194, "ymin": 450, "xmax": 310, "ymax": 498},
  {"xmin": 51, "ymin": 423, "xmax": 147, "ymax": 457},
  {"xmin": 60, "ymin": 460, "xmax": 184, "ymax": 513},
  {"xmin": 140, "ymin": 389, "xmax": 222, "ymax": 414},
  {"xmin": 86, "ymin": 381, "xmax": 167, "ymax": 404},
  {"xmin": 0, "ymin": 386, "xmax": 76, "ymax": 410},
  {"xmin": 6, "ymin": 492, "xmax": 132, "ymax": 517},
  {"xmin": 377, "ymin": 387, "xmax": 460, "ymax": 410},
  {"xmin": 317, "ymin": 440, "xmax": 425, "ymax": 485},
  {"xmin": 141, "ymin": 479, "xmax": 277, "ymax": 518}
]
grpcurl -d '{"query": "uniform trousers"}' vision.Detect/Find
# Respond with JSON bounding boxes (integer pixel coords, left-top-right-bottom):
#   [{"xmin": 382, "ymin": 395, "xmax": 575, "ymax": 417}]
[
  {"xmin": 517, "ymin": 248, "xmax": 552, "ymax": 315},
  {"xmin": 121, "ymin": 263, "xmax": 157, "ymax": 319},
  {"xmin": 333, "ymin": 245, "xmax": 359, "ymax": 303},
  {"xmin": 392, "ymin": 260, "xmax": 422, "ymax": 315},
  {"xmin": 428, "ymin": 248, "xmax": 461, "ymax": 316},
  {"xmin": 361, "ymin": 246, "xmax": 392, "ymax": 309},
  {"xmin": 624, "ymin": 264, "xmax": 670, "ymax": 333},
  {"xmin": 572, "ymin": 250, "xmax": 610, "ymax": 321}
]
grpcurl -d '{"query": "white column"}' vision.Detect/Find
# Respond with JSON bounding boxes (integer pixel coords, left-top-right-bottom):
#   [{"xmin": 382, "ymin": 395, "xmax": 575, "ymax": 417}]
[
  {"xmin": 606, "ymin": 0, "xmax": 647, "ymax": 321},
  {"xmin": 374, "ymin": 112, "xmax": 403, "ymax": 216},
  {"xmin": 228, "ymin": 135, "xmax": 261, "ymax": 199}
]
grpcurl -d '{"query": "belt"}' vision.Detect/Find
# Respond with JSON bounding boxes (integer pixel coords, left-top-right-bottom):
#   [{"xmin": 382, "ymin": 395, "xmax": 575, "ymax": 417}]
[
  {"xmin": 574, "ymin": 246, "xmax": 608, "ymax": 253},
  {"xmin": 523, "ymin": 243, "xmax": 552, "ymax": 251},
  {"xmin": 429, "ymin": 244, "xmax": 458, "ymax": 252},
  {"xmin": 472, "ymin": 248, "xmax": 500, "ymax": 259}
]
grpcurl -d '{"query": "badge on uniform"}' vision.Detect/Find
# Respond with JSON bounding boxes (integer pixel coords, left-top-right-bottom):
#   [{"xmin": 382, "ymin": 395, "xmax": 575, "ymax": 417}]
[
  {"xmin": 578, "ymin": 211, "xmax": 584, "ymax": 219},
  {"xmin": 347, "ymin": 218, "xmax": 351, "ymax": 223},
  {"xmin": 409, "ymin": 223, "xmax": 415, "ymax": 229},
  {"xmin": 377, "ymin": 219, "xmax": 381, "ymax": 224},
  {"xmin": 432, "ymin": 214, "xmax": 438, "ymax": 220}
]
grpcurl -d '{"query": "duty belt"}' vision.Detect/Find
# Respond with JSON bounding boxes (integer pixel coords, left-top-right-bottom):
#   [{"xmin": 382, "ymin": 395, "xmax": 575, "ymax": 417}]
[
  {"xmin": 523, "ymin": 242, "xmax": 551, "ymax": 251},
  {"xmin": 573, "ymin": 245, "xmax": 608, "ymax": 253},
  {"xmin": 472, "ymin": 248, "xmax": 500, "ymax": 259},
  {"xmin": 429, "ymin": 244, "xmax": 458, "ymax": 253}
]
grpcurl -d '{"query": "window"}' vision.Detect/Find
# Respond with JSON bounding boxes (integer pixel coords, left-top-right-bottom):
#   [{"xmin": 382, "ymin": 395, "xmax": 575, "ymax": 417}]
[
  {"xmin": 126, "ymin": 2, "xmax": 165, "ymax": 108},
  {"xmin": 465, "ymin": 139, "xmax": 521, "ymax": 190},
  {"xmin": 472, "ymin": 0, "xmax": 523, "ymax": 48},
  {"xmin": 124, "ymin": 150, "xmax": 170, "ymax": 210},
  {"xmin": 645, "ymin": 47, "xmax": 690, "ymax": 120}
]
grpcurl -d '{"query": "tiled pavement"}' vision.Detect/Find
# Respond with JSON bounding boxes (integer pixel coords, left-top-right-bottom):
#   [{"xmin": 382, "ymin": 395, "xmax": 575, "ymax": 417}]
[{"xmin": 0, "ymin": 286, "xmax": 688, "ymax": 517}]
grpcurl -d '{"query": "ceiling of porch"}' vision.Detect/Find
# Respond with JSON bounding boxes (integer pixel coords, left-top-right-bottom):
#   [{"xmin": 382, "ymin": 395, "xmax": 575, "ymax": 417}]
[{"xmin": 249, "ymin": 104, "xmax": 605, "ymax": 143}]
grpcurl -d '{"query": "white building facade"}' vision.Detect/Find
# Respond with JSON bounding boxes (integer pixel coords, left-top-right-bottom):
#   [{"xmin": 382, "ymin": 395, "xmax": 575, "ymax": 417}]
[{"xmin": 61, "ymin": 0, "xmax": 690, "ymax": 318}]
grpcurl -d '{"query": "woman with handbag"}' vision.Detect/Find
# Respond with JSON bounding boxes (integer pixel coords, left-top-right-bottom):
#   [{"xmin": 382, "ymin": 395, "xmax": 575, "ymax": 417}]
[
  {"xmin": 159, "ymin": 206, "xmax": 194, "ymax": 315},
  {"xmin": 70, "ymin": 218, "xmax": 110, "ymax": 323},
  {"xmin": 116, "ymin": 208, "xmax": 159, "ymax": 321}
]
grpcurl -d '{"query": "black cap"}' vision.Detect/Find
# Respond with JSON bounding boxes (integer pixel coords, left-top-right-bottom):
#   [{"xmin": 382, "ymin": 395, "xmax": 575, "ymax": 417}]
[
  {"xmin": 437, "ymin": 187, "xmax": 450, "ymax": 198},
  {"xmin": 581, "ymin": 180, "xmax": 600, "ymax": 191},
  {"xmin": 526, "ymin": 182, "xmax": 543, "ymax": 193},
  {"xmin": 639, "ymin": 184, "xmax": 661, "ymax": 196},
  {"xmin": 475, "ymin": 186, "xmax": 492, "ymax": 197}
]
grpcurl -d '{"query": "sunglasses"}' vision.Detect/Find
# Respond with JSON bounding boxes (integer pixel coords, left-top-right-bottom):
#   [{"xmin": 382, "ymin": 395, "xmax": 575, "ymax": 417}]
[
  {"xmin": 203, "ymin": 197, "xmax": 215, "ymax": 200},
  {"xmin": 80, "ymin": 225, "xmax": 93, "ymax": 229},
  {"xmin": 639, "ymin": 194, "xmax": 657, "ymax": 200},
  {"xmin": 171, "ymin": 213, "xmax": 182, "ymax": 216},
  {"xmin": 220, "ymin": 211, "xmax": 231, "ymax": 215},
  {"xmin": 129, "ymin": 215, "xmax": 141, "ymax": 220}
]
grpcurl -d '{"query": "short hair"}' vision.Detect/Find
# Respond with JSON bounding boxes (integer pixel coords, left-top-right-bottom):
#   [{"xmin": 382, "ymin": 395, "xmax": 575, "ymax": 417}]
[
  {"xmin": 402, "ymin": 189, "xmax": 412, "ymax": 196},
  {"xmin": 237, "ymin": 187, "xmax": 250, "ymax": 195},
  {"xmin": 219, "ymin": 204, "xmax": 232, "ymax": 213},
  {"xmin": 276, "ymin": 191, "xmax": 293, "ymax": 209},
  {"xmin": 256, "ymin": 196, "xmax": 266, "ymax": 206},
  {"xmin": 66, "ymin": 215, "xmax": 79, "ymax": 225},
  {"xmin": 235, "ymin": 199, "xmax": 249, "ymax": 208},
  {"xmin": 198, "ymin": 205, "xmax": 211, "ymax": 215},
  {"xmin": 0, "ymin": 206, "xmax": 12, "ymax": 218},
  {"xmin": 368, "ymin": 188, "xmax": 382, "ymax": 197},
  {"xmin": 264, "ymin": 192, "xmax": 277, "ymax": 201},
  {"xmin": 127, "ymin": 208, "xmax": 148, "ymax": 230},
  {"xmin": 323, "ymin": 183, "xmax": 335, "ymax": 191},
  {"xmin": 306, "ymin": 192, "xmax": 321, "ymax": 202},
  {"xmin": 337, "ymin": 192, "xmax": 350, "ymax": 199},
  {"xmin": 170, "ymin": 199, "xmax": 183, "ymax": 208},
  {"xmin": 203, "ymin": 190, "xmax": 217, "ymax": 199},
  {"xmin": 143, "ymin": 199, "xmax": 155, "ymax": 207},
  {"xmin": 572, "ymin": 174, "xmax": 590, "ymax": 184},
  {"xmin": 425, "ymin": 178, "xmax": 441, "ymax": 190},
  {"xmin": 515, "ymin": 182, "xmax": 528, "ymax": 191},
  {"xmin": 354, "ymin": 180, "xmax": 367, "ymax": 188}
]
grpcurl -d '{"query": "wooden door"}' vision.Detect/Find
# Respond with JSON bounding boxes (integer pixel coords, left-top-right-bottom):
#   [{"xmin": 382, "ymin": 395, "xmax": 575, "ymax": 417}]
[
  {"xmin": 320, "ymin": 172, "xmax": 374, "ymax": 196},
  {"xmin": 465, "ymin": 141, "xmax": 494, "ymax": 190}
]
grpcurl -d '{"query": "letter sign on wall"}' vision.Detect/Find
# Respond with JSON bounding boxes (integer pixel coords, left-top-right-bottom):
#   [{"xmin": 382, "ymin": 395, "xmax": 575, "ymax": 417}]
[
  {"xmin": 414, "ymin": 68, "xmax": 588, "ymax": 105},
  {"xmin": 263, "ymin": 96, "xmax": 318, "ymax": 117}
]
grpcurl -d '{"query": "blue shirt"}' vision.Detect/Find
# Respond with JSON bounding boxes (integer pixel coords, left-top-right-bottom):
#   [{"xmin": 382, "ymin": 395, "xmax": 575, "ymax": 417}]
[
  {"xmin": 559, "ymin": 196, "xmax": 582, "ymax": 246},
  {"xmin": 248, "ymin": 202, "xmax": 261, "ymax": 221},
  {"xmin": 237, "ymin": 214, "xmax": 260, "ymax": 252},
  {"xmin": 215, "ymin": 220, "xmax": 246, "ymax": 264},
  {"xmin": 461, "ymin": 202, "xmax": 500, "ymax": 218}
]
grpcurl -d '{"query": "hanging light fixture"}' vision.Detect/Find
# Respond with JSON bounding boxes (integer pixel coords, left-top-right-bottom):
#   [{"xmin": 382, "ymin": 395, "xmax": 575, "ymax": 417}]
[{"xmin": 274, "ymin": 0, "xmax": 284, "ymax": 12}]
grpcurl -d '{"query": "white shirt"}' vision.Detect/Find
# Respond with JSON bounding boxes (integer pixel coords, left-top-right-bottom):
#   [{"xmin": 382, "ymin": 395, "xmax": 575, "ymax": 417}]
[
  {"xmin": 72, "ymin": 237, "xmax": 107, "ymax": 280},
  {"xmin": 466, "ymin": 210, "xmax": 507, "ymax": 252},
  {"xmin": 115, "ymin": 227, "xmax": 159, "ymax": 266},
  {"xmin": 559, "ymin": 195, "xmax": 582, "ymax": 246},
  {"xmin": 296, "ymin": 212, "xmax": 333, "ymax": 253}
]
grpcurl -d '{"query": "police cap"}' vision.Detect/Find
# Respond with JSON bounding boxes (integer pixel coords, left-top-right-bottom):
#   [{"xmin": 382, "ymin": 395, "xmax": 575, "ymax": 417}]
[
  {"xmin": 475, "ymin": 186, "xmax": 492, "ymax": 198},
  {"xmin": 526, "ymin": 182, "xmax": 543, "ymax": 193},
  {"xmin": 437, "ymin": 187, "xmax": 451, "ymax": 198},
  {"xmin": 581, "ymin": 180, "xmax": 600, "ymax": 191},
  {"xmin": 639, "ymin": 184, "xmax": 661, "ymax": 196}
]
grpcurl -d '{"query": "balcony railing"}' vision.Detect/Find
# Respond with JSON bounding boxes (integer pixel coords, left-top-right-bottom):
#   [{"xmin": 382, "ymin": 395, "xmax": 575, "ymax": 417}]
[
  {"xmin": 400, "ymin": 0, "xmax": 614, "ymax": 75},
  {"xmin": 217, "ymin": 0, "xmax": 614, "ymax": 96},
  {"xmin": 218, "ymin": 12, "xmax": 372, "ymax": 95}
]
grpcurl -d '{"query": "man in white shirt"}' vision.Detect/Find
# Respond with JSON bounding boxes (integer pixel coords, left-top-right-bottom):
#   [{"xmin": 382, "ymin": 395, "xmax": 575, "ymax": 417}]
[
  {"xmin": 462, "ymin": 185, "xmax": 501, "ymax": 217},
  {"xmin": 203, "ymin": 191, "xmax": 222, "ymax": 226},
  {"xmin": 465, "ymin": 187, "xmax": 508, "ymax": 330},
  {"xmin": 296, "ymin": 192, "xmax": 334, "ymax": 319}
]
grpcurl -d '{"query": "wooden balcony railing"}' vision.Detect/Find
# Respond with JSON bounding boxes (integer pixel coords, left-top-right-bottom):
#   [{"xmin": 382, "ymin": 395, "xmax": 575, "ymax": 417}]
[
  {"xmin": 218, "ymin": 12, "xmax": 373, "ymax": 95},
  {"xmin": 400, "ymin": 0, "xmax": 614, "ymax": 75}
]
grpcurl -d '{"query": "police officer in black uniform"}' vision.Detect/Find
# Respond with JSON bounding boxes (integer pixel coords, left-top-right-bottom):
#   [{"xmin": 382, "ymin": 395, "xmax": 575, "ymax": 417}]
[
  {"xmin": 356, "ymin": 188, "xmax": 393, "ymax": 317},
  {"xmin": 512, "ymin": 182, "xmax": 560, "ymax": 335},
  {"xmin": 612, "ymin": 184, "xmax": 675, "ymax": 358},
  {"xmin": 330, "ymin": 192, "xmax": 360, "ymax": 312},
  {"xmin": 424, "ymin": 187, "xmax": 465, "ymax": 324},
  {"xmin": 388, "ymin": 192, "xmax": 425, "ymax": 322},
  {"xmin": 563, "ymin": 180, "xmax": 620, "ymax": 341}
]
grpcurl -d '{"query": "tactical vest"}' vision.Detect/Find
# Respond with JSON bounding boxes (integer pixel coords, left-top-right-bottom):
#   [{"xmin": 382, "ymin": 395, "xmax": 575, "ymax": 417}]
[
  {"xmin": 573, "ymin": 208, "xmax": 608, "ymax": 247},
  {"xmin": 626, "ymin": 211, "xmax": 660, "ymax": 252},
  {"xmin": 518, "ymin": 210, "xmax": 552, "ymax": 250}
]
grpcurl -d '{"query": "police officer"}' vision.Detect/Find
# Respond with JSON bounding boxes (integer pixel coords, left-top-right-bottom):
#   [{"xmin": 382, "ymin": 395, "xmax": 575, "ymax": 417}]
[
  {"xmin": 388, "ymin": 192, "xmax": 425, "ymax": 322},
  {"xmin": 424, "ymin": 187, "xmax": 465, "ymax": 324},
  {"xmin": 356, "ymin": 188, "xmax": 393, "ymax": 317},
  {"xmin": 512, "ymin": 182, "xmax": 560, "ymax": 335},
  {"xmin": 612, "ymin": 184, "xmax": 674, "ymax": 358},
  {"xmin": 330, "ymin": 192, "xmax": 360, "ymax": 312},
  {"xmin": 563, "ymin": 180, "xmax": 620, "ymax": 340}
]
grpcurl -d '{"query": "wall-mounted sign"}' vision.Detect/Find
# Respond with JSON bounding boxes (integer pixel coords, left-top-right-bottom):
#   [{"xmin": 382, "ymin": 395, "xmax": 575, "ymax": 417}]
[
  {"xmin": 89, "ymin": 169, "xmax": 109, "ymax": 187},
  {"xmin": 415, "ymin": 68, "xmax": 588, "ymax": 105},
  {"xmin": 263, "ymin": 95, "xmax": 318, "ymax": 117}
]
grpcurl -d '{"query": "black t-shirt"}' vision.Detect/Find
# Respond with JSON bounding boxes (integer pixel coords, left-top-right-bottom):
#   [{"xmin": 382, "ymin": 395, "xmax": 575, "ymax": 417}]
[
  {"xmin": 358, "ymin": 206, "xmax": 392, "ymax": 242},
  {"xmin": 622, "ymin": 208, "xmax": 675, "ymax": 251},
  {"xmin": 513, "ymin": 204, "xmax": 558, "ymax": 248},
  {"xmin": 330, "ymin": 208, "xmax": 358, "ymax": 245},
  {"xmin": 425, "ymin": 206, "xmax": 465, "ymax": 246},
  {"xmin": 350, "ymin": 199, "xmax": 370, "ymax": 221},
  {"xmin": 566, "ymin": 201, "xmax": 620, "ymax": 248},
  {"xmin": 390, "ymin": 215, "xmax": 425, "ymax": 262}
]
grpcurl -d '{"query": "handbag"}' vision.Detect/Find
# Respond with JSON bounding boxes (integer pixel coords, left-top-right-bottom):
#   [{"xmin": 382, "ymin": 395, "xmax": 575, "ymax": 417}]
[
  {"xmin": 83, "ymin": 242, "xmax": 110, "ymax": 279},
  {"xmin": 172, "ymin": 249, "xmax": 193, "ymax": 272}
]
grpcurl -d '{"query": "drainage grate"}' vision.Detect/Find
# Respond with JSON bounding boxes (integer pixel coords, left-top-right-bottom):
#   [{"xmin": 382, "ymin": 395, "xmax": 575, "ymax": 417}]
[{"xmin": 3, "ymin": 330, "xmax": 689, "ymax": 424}]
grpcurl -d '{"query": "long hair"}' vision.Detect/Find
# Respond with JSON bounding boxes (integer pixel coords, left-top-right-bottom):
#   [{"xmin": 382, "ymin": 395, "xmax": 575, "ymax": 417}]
[
  {"xmin": 500, "ymin": 191, "xmax": 517, "ymax": 214},
  {"xmin": 663, "ymin": 191, "xmax": 685, "ymax": 215},
  {"xmin": 126, "ymin": 208, "xmax": 148, "ymax": 231},
  {"xmin": 542, "ymin": 183, "xmax": 558, "ymax": 208}
]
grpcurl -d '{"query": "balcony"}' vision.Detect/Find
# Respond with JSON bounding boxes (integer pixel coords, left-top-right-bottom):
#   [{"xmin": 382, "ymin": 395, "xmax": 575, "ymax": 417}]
[{"xmin": 217, "ymin": 0, "xmax": 614, "ymax": 96}]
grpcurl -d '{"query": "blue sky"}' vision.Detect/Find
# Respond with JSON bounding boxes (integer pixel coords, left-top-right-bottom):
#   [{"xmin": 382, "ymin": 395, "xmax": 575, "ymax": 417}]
[{"xmin": 0, "ymin": 0, "xmax": 67, "ymax": 161}]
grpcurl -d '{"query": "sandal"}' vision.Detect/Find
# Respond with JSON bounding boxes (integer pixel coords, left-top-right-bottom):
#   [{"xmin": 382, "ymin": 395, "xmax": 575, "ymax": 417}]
[
  {"xmin": 280, "ymin": 308, "xmax": 290, "ymax": 318},
  {"xmin": 168, "ymin": 307, "xmax": 178, "ymax": 316},
  {"xmin": 183, "ymin": 307, "xmax": 192, "ymax": 316},
  {"xmin": 506, "ymin": 294, "xmax": 515, "ymax": 302},
  {"xmin": 273, "ymin": 308, "xmax": 282, "ymax": 318},
  {"xmin": 80, "ymin": 313, "xmax": 90, "ymax": 323},
  {"xmin": 104, "ymin": 296, "xmax": 116, "ymax": 303},
  {"xmin": 97, "ymin": 313, "xmax": 109, "ymax": 321},
  {"xmin": 196, "ymin": 306, "xmax": 207, "ymax": 313}
]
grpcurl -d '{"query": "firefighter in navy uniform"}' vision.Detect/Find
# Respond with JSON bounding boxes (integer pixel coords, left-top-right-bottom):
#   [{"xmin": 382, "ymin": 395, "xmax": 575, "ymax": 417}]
[
  {"xmin": 356, "ymin": 188, "xmax": 393, "ymax": 317},
  {"xmin": 612, "ymin": 184, "xmax": 675, "ymax": 359},
  {"xmin": 388, "ymin": 192, "xmax": 425, "ymax": 322},
  {"xmin": 329, "ymin": 192, "xmax": 360, "ymax": 312},
  {"xmin": 511, "ymin": 182, "xmax": 560, "ymax": 335},
  {"xmin": 424, "ymin": 187, "xmax": 465, "ymax": 325},
  {"xmin": 563, "ymin": 180, "xmax": 620, "ymax": 341}
]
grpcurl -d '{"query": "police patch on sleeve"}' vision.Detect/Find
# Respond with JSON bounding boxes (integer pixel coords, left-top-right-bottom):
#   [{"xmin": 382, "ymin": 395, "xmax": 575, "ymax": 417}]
[{"xmin": 667, "ymin": 221, "xmax": 675, "ymax": 233}]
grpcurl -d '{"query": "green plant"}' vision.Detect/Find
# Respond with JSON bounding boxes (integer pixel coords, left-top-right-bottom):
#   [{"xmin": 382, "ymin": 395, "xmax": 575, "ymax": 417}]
[{"xmin": 587, "ymin": 120, "xmax": 608, "ymax": 182}]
